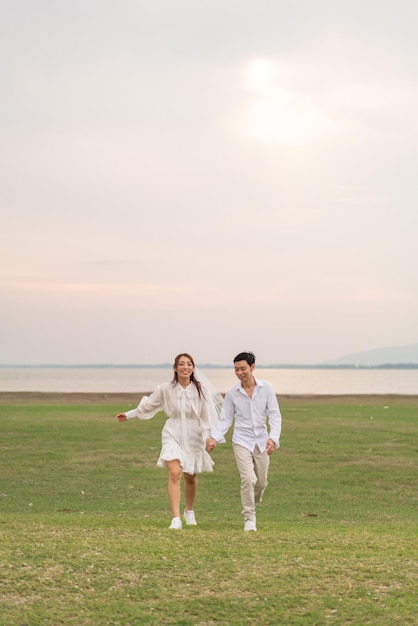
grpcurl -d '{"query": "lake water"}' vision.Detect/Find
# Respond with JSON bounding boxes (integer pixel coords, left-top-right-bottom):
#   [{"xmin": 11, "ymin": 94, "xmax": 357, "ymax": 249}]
[{"xmin": 0, "ymin": 367, "xmax": 417, "ymax": 395}]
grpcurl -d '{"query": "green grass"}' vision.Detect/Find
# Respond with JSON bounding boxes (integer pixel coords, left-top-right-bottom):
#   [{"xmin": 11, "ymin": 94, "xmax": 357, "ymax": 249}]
[{"xmin": 0, "ymin": 395, "xmax": 417, "ymax": 625}]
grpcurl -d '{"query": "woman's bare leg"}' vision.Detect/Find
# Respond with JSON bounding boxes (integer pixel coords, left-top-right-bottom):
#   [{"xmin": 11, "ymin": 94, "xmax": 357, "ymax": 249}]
[
  {"xmin": 166, "ymin": 460, "xmax": 183, "ymax": 518},
  {"xmin": 184, "ymin": 472, "xmax": 197, "ymax": 511}
]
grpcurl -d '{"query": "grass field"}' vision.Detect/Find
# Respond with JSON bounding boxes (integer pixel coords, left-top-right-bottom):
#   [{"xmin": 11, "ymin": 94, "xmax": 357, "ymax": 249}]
[{"xmin": 0, "ymin": 393, "xmax": 417, "ymax": 626}]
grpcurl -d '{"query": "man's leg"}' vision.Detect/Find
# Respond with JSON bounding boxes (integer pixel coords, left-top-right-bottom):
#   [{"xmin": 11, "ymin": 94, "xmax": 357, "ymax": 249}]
[
  {"xmin": 233, "ymin": 443, "xmax": 256, "ymax": 522},
  {"xmin": 253, "ymin": 445, "xmax": 270, "ymax": 505}
]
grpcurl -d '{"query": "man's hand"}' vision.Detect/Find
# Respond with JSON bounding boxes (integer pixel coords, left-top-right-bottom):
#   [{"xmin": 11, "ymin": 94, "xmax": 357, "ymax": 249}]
[
  {"xmin": 266, "ymin": 438, "xmax": 276, "ymax": 455},
  {"xmin": 116, "ymin": 413, "xmax": 128, "ymax": 422},
  {"xmin": 206, "ymin": 437, "xmax": 217, "ymax": 452}
]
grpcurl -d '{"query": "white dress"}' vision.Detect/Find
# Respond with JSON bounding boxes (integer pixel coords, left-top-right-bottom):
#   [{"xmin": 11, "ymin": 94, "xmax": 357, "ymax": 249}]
[{"xmin": 125, "ymin": 381, "xmax": 219, "ymax": 475}]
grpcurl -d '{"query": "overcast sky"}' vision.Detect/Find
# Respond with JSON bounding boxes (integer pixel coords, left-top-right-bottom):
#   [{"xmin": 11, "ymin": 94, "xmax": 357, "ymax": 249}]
[{"xmin": 1, "ymin": 0, "xmax": 417, "ymax": 365}]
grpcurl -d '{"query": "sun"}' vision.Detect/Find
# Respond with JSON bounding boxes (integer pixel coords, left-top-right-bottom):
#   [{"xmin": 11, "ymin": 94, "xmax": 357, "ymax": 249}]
[
  {"xmin": 246, "ymin": 58, "xmax": 277, "ymax": 90},
  {"xmin": 241, "ymin": 57, "xmax": 335, "ymax": 146}
]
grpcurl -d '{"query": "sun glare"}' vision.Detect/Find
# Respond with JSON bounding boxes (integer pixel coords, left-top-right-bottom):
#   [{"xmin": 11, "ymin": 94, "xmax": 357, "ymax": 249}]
[
  {"xmin": 241, "ymin": 57, "xmax": 336, "ymax": 146},
  {"xmin": 246, "ymin": 58, "xmax": 276, "ymax": 90},
  {"xmin": 247, "ymin": 96, "xmax": 324, "ymax": 145}
]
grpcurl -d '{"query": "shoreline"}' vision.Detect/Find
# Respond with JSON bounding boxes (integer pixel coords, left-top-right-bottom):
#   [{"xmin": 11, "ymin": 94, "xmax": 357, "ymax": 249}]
[{"xmin": 1, "ymin": 391, "xmax": 417, "ymax": 405}]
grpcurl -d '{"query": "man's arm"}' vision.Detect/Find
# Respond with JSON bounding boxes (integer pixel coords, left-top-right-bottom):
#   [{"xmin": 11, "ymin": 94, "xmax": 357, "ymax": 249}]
[{"xmin": 266, "ymin": 384, "xmax": 282, "ymax": 448}]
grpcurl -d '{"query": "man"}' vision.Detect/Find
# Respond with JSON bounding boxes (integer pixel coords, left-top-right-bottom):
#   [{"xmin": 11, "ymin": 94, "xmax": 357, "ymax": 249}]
[{"xmin": 206, "ymin": 351, "xmax": 282, "ymax": 532}]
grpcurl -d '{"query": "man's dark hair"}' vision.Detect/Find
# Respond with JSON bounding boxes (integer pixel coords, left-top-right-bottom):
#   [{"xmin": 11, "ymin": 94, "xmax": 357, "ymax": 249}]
[{"xmin": 233, "ymin": 351, "xmax": 256, "ymax": 366}]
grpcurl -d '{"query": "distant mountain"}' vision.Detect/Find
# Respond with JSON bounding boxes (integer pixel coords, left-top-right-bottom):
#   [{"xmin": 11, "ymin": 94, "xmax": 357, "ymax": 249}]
[{"xmin": 324, "ymin": 342, "xmax": 418, "ymax": 366}]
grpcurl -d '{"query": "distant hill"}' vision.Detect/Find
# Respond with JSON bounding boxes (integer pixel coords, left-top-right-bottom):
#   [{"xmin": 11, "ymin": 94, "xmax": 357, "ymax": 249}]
[{"xmin": 324, "ymin": 342, "xmax": 418, "ymax": 366}]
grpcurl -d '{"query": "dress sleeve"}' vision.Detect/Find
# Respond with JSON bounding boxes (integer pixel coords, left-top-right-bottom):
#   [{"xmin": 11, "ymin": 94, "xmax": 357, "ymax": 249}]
[
  {"xmin": 125, "ymin": 385, "xmax": 164, "ymax": 420},
  {"xmin": 210, "ymin": 390, "xmax": 234, "ymax": 444},
  {"xmin": 199, "ymin": 385, "xmax": 222, "ymax": 435}
]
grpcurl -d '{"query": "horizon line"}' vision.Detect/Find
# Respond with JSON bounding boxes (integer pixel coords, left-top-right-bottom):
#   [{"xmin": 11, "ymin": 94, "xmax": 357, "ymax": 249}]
[{"xmin": 1, "ymin": 363, "xmax": 418, "ymax": 370}]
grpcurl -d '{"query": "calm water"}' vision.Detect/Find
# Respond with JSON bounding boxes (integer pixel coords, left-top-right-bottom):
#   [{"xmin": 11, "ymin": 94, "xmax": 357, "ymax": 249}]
[{"xmin": 0, "ymin": 367, "xmax": 417, "ymax": 395}]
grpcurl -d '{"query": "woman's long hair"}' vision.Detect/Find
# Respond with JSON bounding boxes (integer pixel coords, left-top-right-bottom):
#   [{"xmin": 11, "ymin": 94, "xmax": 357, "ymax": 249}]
[{"xmin": 171, "ymin": 353, "xmax": 203, "ymax": 399}]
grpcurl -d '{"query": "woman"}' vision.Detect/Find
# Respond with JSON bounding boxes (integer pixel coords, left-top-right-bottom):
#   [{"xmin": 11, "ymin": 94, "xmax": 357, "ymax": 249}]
[{"xmin": 116, "ymin": 353, "xmax": 221, "ymax": 529}]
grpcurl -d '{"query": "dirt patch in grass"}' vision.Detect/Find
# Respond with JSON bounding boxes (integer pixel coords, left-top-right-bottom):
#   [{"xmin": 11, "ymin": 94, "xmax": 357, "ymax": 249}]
[
  {"xmin": 1, "ymin": 392, "xmax": 417, "ymax": 405},
  {"xmin": 0, "ymin": 392, "xmax": 143, "ymax": 405}
]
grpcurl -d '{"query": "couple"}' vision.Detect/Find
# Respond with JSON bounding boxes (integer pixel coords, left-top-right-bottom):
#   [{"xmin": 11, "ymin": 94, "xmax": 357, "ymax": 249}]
[{"xmin": 116, "ymin": 351, "xmax": 282, "ymax": 532}]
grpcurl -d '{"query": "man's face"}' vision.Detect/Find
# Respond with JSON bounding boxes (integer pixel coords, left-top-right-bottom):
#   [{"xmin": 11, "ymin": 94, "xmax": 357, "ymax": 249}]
[{"xmin": 234, "ymin": 360, "xmax": 255, "ymax": 385}]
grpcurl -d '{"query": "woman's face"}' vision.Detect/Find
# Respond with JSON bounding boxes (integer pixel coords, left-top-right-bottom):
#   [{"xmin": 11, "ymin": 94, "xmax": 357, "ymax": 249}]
[{"xmin": 175, "ymin": 356, "xmax": 194, "ymax": 379}]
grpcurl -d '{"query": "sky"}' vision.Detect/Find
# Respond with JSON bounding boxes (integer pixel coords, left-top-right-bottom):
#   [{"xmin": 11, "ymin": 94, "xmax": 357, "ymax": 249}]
[{"xmin": 1, "ymin": 0, "xmax": 418, "ymax": 366}]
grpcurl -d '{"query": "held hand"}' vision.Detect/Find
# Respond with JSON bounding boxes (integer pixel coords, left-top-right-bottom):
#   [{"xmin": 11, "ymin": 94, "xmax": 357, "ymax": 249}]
[
  {"xmin": 116, "ymin": 413, "xmax": 128, "ymax": 422},
  {"xmin": 206, "ymin": 437, "xmax": 217, "ymax": 452},
  {"xmin": 266, "ymin": 438, "xmax": 275, "ymax": 455}
]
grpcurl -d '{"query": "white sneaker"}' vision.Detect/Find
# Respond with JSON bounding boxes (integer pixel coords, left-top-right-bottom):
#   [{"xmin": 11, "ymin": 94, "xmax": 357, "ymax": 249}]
[
  {"xmin": 184, "ymin": 509, "xmax": 197, "ymax": 525},
  {"xmin": 169, "ymin": 517, "xmax": 182, "ymax": 530},
  {"xmin": 244, "ymin": 520, "xmax": 257, "ymax": 532}
]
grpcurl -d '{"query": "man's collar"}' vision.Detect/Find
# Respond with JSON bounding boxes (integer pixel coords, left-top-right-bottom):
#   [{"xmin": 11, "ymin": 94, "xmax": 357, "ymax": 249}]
[{"xmin": 234, "ymin": 377, "xmax": 263, "ymax": 390}]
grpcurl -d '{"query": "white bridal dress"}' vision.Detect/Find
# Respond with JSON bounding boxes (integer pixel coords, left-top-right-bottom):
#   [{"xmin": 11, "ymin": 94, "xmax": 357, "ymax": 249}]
[{"xmin": 125, "ymin": 381, "xmax": 223, "ymax": 474}]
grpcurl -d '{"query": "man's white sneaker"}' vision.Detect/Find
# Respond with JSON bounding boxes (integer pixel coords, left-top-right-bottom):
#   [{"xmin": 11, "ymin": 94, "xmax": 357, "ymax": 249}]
[
  {"xmin": 169, "ymin": 517, "xmax": 182, "ymax": 530},
  {"xmin": 244, "ymin": 520, "xmax": 257, "ymax": 532},
  {"xmin": 184, "ymin": 509, "xmax": 197, "ymax": 525}
]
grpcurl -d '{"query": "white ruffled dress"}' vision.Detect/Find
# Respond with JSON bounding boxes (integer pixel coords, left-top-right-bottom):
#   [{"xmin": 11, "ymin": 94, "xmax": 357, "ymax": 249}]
[{"xmin": 125, "ymin": 381, "xmax": 219, "ymax": 475}]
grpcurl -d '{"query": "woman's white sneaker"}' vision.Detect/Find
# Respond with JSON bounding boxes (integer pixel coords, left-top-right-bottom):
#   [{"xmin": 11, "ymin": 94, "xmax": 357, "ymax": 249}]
[
  {"xmin": 169, "ymin": 517, "xmax": 182, "ymax": 530},
  {"xmin": 184, "ymin": 510, "xmax": 197, "ymax": 525}
]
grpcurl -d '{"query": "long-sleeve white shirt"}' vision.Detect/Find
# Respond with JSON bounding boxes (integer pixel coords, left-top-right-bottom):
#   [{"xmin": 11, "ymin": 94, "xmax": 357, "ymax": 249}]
[{"xmin": 210, "ymin": 378, "xmax": 282, "ymax": 453}]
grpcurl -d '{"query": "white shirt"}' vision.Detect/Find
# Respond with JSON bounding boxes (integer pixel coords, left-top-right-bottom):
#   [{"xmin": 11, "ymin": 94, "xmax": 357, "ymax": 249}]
[{"xmin": 211, "ymin": 377, "xmax": 282, "ymax": 453}]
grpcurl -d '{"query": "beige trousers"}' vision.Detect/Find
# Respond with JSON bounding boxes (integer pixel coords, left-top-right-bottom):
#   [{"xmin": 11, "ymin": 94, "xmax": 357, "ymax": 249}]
[{"xmin": 233, "ymin": 443, "xmax": 270, "ymax": 522}]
